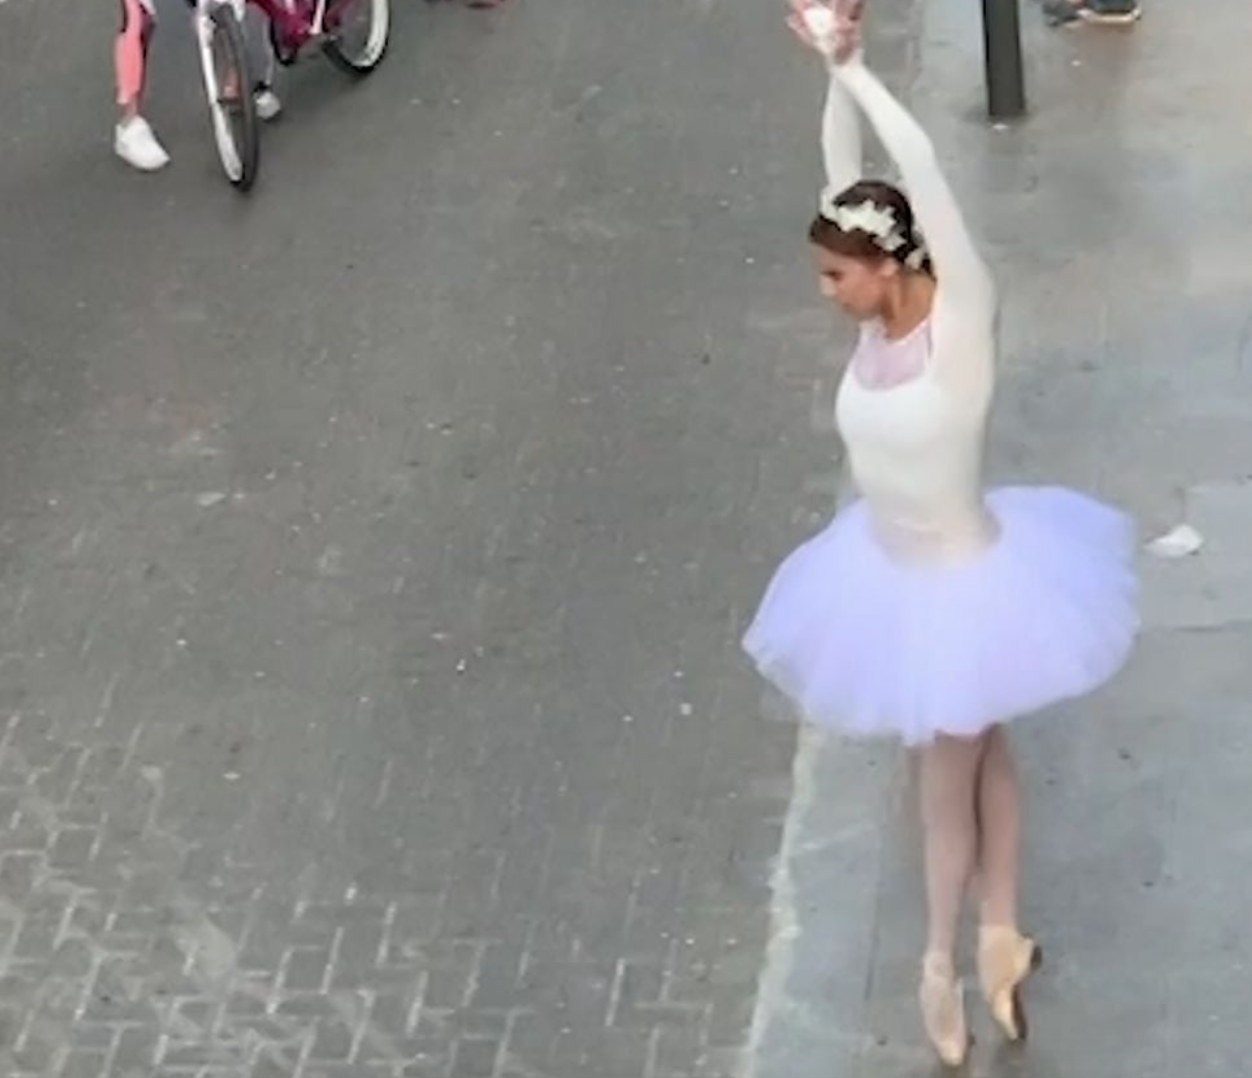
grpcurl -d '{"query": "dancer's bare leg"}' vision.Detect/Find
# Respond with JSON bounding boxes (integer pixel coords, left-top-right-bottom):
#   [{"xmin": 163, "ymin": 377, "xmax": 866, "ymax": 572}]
[
  {"xmin": 973, "ymin": 724, "xmax": 1040, "ymax": 1041},
  {"xmin": 917, "ymin": 732, "xmax": 984, "ymax": 1065},
  {"xmin": 921, "ymin": 733, "xmax": 984, "ymax": 954},
  {"xmin": 976, "ymin": 724, "xmax": 1019, "ymax": 928}
]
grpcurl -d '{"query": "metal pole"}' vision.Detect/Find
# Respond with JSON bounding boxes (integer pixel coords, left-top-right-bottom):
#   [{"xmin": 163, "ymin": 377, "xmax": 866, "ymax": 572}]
[{"xmin": 981, "ymin": 0, "xmax": 1026, "ymax": 121}]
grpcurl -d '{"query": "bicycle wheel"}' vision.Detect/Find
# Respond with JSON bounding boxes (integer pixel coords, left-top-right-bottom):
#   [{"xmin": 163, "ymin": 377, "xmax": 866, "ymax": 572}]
[
  {"xmin": 323, "ymin": 0, "xmax": 390, "ymax": 76},
  {"xmin": 197, "ymin": 2, "xmax": 260, "ymax": 190}
]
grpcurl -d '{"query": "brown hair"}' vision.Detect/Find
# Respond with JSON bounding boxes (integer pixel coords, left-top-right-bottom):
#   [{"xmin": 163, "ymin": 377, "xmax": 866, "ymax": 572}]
[{"xmin": 808, "ymin": 180, "xmax": 933, "ymax": 276}]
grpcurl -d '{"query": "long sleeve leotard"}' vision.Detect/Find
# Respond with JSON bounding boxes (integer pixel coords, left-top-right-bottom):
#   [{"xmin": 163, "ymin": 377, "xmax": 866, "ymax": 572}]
[{"xmin": 824, "ymin": 59, "xmax": 1000, "ymax": 560}]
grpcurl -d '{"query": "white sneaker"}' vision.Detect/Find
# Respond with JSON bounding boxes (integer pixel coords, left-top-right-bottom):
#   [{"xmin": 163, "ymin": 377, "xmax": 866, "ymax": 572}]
[
  {"xmin": 114, "ymin": 116, "xmax": 170, "ymax": 172},
  {"xmin": 254, "ymin": 87, "xmax": 283, "ymax": 122}
]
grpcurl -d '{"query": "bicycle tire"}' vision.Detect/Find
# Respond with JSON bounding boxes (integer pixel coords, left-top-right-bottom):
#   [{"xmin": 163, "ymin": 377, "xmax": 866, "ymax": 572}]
[
  {"xmin": 198, "ymin": 3, "xmax": 260, "ymax": 191},
  {"xmin": 322, "ymin": 0, "xmax": 391, "ymax": 76}
]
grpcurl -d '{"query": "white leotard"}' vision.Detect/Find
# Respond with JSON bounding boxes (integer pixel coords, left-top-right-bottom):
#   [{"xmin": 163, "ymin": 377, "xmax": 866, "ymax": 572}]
[{"xmin": 822, "ymin": 59, "xmax": 999, "ymax": 561}]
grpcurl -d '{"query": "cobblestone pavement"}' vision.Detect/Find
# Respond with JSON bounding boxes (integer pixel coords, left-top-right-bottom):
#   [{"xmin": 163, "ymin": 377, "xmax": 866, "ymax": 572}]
[{"xmin": 0, "ymin": 0, "xmax": 906, "ymax": 1072}]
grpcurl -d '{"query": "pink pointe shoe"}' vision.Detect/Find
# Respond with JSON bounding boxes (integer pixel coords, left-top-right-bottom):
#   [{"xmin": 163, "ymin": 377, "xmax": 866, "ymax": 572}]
[
  {"xmin": 978, "ymin": 925, "xmax": 1043, "ymax": 1041},
  {"xmin": 919, "ymin": 951, "xmax": 969, "ymax": 1067}
]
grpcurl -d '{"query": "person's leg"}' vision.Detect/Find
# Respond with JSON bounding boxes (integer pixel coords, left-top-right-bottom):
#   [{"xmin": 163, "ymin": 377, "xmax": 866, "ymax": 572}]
[
  {"xmin": 974, "ymin": 725, "xmax": 1040, "ymax": 1041},
  {"xmin": 976, "ymin": 724, "xmax": 1019, "ymax": 927},
  {"xmin": 921, "ymin": 733, "xmax": 984, "ymax": 957},
  {"xmin": 115, "ymin": 0, "xmax": 152, "ymax": 118},
  {"xmin": 253, "ymin": 38, "xmax": 283, "ymax": 122},
  {"xmin": 194, "ymin": 0, "xmax": 283, "ymax": 121},
  {"xmin": 114, "ymin": 0, "xmax": 170, "ymax": 169},
  {"xmin": 917, "ymin": 732, "xmax": 985, "ymax": 1065}
]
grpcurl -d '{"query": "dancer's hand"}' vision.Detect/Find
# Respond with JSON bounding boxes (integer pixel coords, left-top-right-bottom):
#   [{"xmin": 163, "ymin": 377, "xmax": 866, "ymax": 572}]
[{"xmin": 786, "ymin": 0, "xmax": 863, "ymax": 65}]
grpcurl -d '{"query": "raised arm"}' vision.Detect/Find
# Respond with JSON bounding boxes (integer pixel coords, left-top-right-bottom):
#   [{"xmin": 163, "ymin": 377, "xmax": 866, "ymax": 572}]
[
  {"xmin": 834, "ymin": 59, "xmax": 994, "ymax": 317},
  {"xmin": 820, "ymin": 65, "xmax": 863, "ymax": 199}
]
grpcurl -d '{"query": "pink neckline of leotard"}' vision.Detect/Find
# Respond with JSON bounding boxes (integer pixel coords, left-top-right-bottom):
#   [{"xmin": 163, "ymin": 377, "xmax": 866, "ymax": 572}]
[{"xmin": 848, "ymin": 315, "xmax": 934, "ymax": 394}]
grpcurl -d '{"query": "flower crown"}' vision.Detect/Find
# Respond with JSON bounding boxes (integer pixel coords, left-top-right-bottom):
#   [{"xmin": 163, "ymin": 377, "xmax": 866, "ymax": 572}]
[{"xmin": 818, "ymin": 187, "xmax": 929, "ymax": 271}]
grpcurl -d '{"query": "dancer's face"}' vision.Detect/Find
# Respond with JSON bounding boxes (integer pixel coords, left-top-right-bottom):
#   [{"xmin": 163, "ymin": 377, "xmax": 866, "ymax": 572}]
[{"xmin": 813, "ymin": 246, "xmax": 896, "ymax": 320}]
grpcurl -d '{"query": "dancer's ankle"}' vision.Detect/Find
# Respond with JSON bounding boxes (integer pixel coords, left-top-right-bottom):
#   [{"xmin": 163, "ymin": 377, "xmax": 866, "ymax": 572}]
[{"xmin": 923, "ymin": 949, "xmax": 956, "ymax": 978}]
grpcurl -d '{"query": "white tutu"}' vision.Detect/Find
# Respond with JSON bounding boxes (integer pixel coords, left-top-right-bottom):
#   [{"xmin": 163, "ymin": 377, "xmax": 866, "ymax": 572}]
[{"xmin": 742, "ymin": 487, "xmax": 1140, "ymax": 745}]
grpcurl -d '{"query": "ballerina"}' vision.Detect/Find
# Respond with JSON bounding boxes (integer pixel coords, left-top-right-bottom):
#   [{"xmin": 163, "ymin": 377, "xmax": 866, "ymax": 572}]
[{"xmin": 742, "ymin": 0, "xmax": 1139, "ymax": 1064}]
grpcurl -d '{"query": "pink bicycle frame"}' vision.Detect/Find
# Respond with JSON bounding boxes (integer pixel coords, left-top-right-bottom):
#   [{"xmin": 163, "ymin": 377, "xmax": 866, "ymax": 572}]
[{"xmin": 249, "ymin": 0, "xmax": 361, "ymax": 56}]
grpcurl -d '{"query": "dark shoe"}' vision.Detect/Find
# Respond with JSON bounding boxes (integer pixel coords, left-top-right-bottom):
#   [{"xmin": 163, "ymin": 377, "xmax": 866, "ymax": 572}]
[{"xmin": 1043, "ymin": 0, "xmax": 1141, "ymax": 27}]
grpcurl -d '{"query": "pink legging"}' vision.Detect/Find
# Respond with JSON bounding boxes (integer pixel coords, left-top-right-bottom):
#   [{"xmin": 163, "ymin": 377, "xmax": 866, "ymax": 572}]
[
  {"xmin": 115, "ymin": 0, "xmax": 157, "ymax": 108},
  {"xmin": 115, "ymin": 0, "xmax": 270, "ymax": 111}
]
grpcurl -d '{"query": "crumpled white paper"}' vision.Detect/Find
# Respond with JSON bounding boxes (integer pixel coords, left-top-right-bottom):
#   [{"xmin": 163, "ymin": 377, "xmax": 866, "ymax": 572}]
[{"xmin": 1146, "ymin": 524, "xmax": 1204, "ymax": 560}]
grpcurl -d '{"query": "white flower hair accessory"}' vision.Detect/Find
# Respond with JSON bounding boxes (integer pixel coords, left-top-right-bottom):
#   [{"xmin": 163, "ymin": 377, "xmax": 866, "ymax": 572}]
[
  {"xmin": 818, "ymin": 185, "xmax": 930, "ymax": 270},
  {"xmin": 903, "ymin": 245, "xmax": 928, "ymax": 271}
]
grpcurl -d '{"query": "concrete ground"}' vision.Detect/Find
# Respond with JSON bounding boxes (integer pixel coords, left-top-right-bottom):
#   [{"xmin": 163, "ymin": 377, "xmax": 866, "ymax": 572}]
[
  {"xmin": 749, "ymin": 1, "xmax": 1252, "ymax": 1076},
  {"xmin": 1, "ymin": 0, "xmax": 1249, "ymax": 1076}
]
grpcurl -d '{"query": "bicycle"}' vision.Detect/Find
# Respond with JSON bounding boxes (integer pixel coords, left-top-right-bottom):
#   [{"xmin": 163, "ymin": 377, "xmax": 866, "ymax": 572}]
[{"xmin": 194, "ymin": 0, "xmax": 390, "ymax": 191}]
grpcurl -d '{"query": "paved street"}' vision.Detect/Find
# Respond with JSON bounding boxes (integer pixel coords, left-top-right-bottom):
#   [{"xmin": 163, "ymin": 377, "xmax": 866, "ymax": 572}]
[
  {"xmin": 3, "ymin": 0, "xmax": 1252, "ymax": 1076},
  {"xmin": 0, "ymin": 0, "xmax": 821, "ymax": 1074}
]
